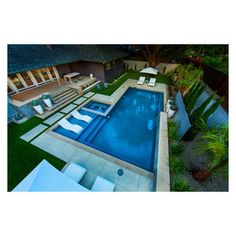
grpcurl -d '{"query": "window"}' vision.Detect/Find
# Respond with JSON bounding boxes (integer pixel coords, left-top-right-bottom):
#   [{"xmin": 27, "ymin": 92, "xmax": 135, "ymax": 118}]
[
  {"xmin": 8, "ymin": 75, "xmax": 25, "ymax": 89},
  {"xmin": 8, "ymin": 85, "xmax": 15, "ymax": 94},
  {"xmin": 105, "ymin": 63, "xmax": 111, "ymax": 70},
  {"xmin": 48, "ymin": 66, "xmax": 56, "ymax": 78},
  {"xmin": 40, "ymin": 68, "xmax": 50, "ymax": 81},
  {"xmin": 31, "ymin": 70, "xmax": 43, "ymax": 83},
  {"xmin": 20, "ymin": 72, "xmax": 34, "ymax": 86}
]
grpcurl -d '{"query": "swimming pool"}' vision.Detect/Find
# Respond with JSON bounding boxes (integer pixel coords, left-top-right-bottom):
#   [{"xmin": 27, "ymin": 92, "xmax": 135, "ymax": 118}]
[
  {"xmin": 83, "ymin": 101, "xmax": 110, "ymax": 113},
  {"xmin": 54, "ymin": 88, "xmax": 163, "ymax": 172}
]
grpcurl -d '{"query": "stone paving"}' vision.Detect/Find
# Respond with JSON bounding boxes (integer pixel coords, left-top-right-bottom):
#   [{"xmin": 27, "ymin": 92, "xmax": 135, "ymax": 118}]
[
  {"xmin": 43, "ymin": 112, "xmax": 65, "ymax": 125},
  {"xmin": 31, "ymin": 132, "xmax": 154, "ymax": 191},
  {"xmin": 73, "ymin": 97, "xmax": 87, "ymax": 105},
  {"xmin": 20, "ymin": 124, "xmax": 48, "ymax": 142},
  {"xmin": 60, "ymin": 104, "xmax": 77, "ymax": 114},
  {"xmin": 83, "ymin": 92, "xmax": 95, "ymax": 98}
]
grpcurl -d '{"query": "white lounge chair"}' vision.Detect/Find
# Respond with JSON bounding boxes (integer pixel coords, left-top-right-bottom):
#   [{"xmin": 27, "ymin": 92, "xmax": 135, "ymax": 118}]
[
  {"xmin": 71, "ymin": 110, "xmax": 92, "ymax": 123},
  {"xmin": 58, "ymin": 118, "xmax": 84, "ymax": 134},
  {"xmin": 43, "ymin": 97, "xmax": 53, "ymax": 108},
  {"xmin": 148, "ymin": 77, "xmax": 156, "ymax": 87},
  {"xmin": 91, "ymin": 176, "xmax": 115, "ymax": 192},
  {"xmin": 137, "ymin": 76, "xmax": 145, "ymax": 85},
  {"xmin": 63, "ymin": 163, "xmax": 87, "ymax": 183}
]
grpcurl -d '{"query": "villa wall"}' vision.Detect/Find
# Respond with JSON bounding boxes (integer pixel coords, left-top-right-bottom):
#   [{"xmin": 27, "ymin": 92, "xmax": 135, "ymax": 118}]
[{"xmin": 104, "ymin": 59, "xmax": 125, "ymax": 82}]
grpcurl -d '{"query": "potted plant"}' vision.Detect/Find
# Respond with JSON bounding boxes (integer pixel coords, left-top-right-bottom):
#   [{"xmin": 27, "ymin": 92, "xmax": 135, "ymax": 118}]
[
  {"xmin": 168, "ymin": 103, "xmax": 178, "ymax": 118},
  {"xmin": 32, "ymin": 99, "xmax": 44, "ymax": 114},
  {"xmin": 42, "ymin": 93, "xmax": 53, "ymax": 108}
]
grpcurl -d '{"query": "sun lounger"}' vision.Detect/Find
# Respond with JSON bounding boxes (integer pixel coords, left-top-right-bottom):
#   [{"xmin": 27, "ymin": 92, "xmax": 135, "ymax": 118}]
[
  {"xmin": 58, "ymin": 118, "xmax": 84, "ymax": 134},
  {"xmin": 91, "ymin": 176, "xmax": 115, "ymax": 192},
  {"xmin": 71, "ymin": 110, "xmax": 92, "ymax": 123},
  {"xmin": 137, "ymin": 76, "xmax": 145, "ymax": 85},
  {"xmin": 63, "ymin": 163, "xmax": 87, "ymax": 183},
  {"xmin": 148, "ymin": 78, "xmax": 156, "ymax": 87}
]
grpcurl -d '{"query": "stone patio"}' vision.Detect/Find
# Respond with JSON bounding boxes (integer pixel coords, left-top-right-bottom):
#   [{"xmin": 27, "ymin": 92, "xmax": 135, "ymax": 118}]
[
  {"xmin": 60, "ymin": 104, "xmax": 77, "ymax": 114},
  {"xmin": 31, "ymin": 132, "xmax": 154, "ymax": 191},
  {"xmin": 73, "ymin": 97, "xmax": 87, "ymax": 105},
  {"xmin": 43, "ymin": 112, "xmax": 65, "ymax": 125},
  {"xmin": 20, "ymin": 124, "xmax": 48, "ymax": 142}
]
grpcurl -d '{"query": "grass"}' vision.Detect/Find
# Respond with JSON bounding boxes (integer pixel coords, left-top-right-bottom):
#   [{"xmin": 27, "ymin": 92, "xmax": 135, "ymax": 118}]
[
  {"xmin": 91, "ymin": 70, "xmax": 173, "ymax": 96},
  {"xmin": 8, "ymin": 117, "xmax": 66, "ymax": 191}
]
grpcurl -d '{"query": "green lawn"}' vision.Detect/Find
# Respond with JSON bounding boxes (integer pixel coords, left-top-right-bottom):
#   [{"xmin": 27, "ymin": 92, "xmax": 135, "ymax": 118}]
[
  {"xmin": 91, "ymin": 70, "xmax": 172, "ymax": 95},
  {"xmin": 8, "ymin": 117, "xmax": 66, "ymax": 191}
]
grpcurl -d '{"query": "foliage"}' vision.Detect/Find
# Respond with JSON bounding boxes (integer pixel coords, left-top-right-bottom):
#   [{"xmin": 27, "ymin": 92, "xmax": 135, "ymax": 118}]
[
  {"xmin": 169, "ymin": 156, "xmax": 185, "ymax": 174},
  {"xmin": 184, "ymin": 81, "xmax": 205, "ymax": 114},
  {"xmin": 203, "ymin": 55, "xmax": 228, "ymax": 75},
  {"xmin": 170, "ymin": 142, "xmax": 184, "ymax": 155},
  {"xmin": 171, "ymin": 178, "xmax": 192, "ymax": 191},
  {"xmin": 32, "ymin": 99, "xmax": 39, "ymax": 106},
  {"xmin": 197, "ymin": 125, "xmax": 228, "ymax": 173},
  {"xmin": 168, "ymin": 119, "xmax": 180, "ymax": 141},
  {"xmin": 175, "ymin": 64, "xmax": 204, "ymax": 96},
  {"xmin": 202, "ymin": 97, "xmax": 224, "ymax": 122},
  {"xmin": 189, "ymin": 95, "xmax": 213, "ymax": 122},
  {"xmin": 42, "ymin": 94, "xmax": 49, "ymax": 99}
]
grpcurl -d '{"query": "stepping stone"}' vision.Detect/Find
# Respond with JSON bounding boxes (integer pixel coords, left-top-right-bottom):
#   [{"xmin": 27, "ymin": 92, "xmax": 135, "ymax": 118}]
[
  {"xmin": 43, "ymin": 112, "xmax": 65, "ymax": 125},
  {"xmin": 83, "ymin": 92, "xmax": 95, "ymax": 98},
  {"xmin": 20, "ymin": 124, "xmax": 48, "ymax": 142},
  {"xmin": 73, "ymin": 97, "xmax": 87, "ymax": 105},
  {"xmin": 60, "ymin": 104, "xmax": 77, "ymax": 114}
]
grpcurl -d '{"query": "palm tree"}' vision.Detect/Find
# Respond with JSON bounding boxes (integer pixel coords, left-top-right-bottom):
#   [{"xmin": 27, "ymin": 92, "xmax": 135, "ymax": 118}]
[{"xmin": 192, "ymin": 125, "xmax": 228, "ymax": 181}]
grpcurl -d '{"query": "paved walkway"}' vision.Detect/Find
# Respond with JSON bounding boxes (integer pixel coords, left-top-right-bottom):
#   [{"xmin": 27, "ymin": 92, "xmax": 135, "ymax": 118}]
[
  {"xmin": 60, "ymin": 104, "xmax": 77, "ymax": 114},
  {"xmin": 20, "ymin": 124, "xmax": 48, "ymax": 142},
  {"xmin": 73, "ymin": 97, "xmax": 87, "ymax": 105},
  {"xmin": 31, "ymin": 133, "xmax": 154, "ymax": 191},
  {"xmin": 43, "ymin": 112, "xmax": 65, "ymax": 125},
  {"xmin": 83, "ymin": 92, "xmax": 95, "ymax": 98}
]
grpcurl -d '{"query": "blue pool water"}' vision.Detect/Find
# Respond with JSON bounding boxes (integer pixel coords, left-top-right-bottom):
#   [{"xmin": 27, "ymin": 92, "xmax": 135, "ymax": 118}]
[
  {"xmin": 54, "ymin": 88, "xmax": 163, "ymax": 172},
  {"xmin": 84, "ymin": 101, "xmax": 110, "ymax": 113}
]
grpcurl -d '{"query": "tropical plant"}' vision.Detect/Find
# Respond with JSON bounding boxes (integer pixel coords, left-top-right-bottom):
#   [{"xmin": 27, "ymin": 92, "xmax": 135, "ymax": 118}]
[
  {"xmin": 202, "ymin": 97, "xmax": 224, "ymax": 122},
  {"xmin": 169, "ymin": 156, "xmax": 185, "ymax": 174},
  {"xmin": 175, "ymin": 64, "xmax": 204, "ymax": 96},
  {"xmin": 189, "ymin": 95, "xmax": 214, "ymax": 122},
  {"xmin": 192, "ymin": 125, "xmax": 228, "ymax": 181},
  {"xmin": 42, "ymin": 94, "xmax": 49, "ymax": 99},
  {"xmin": 171, "ymin": 178, "xmax": 192, "ymax": 191},
  {"xmin": 184, "ymin": 81, "xmax": 205, "ymax": 114},
  {"xmin": 170, "ymin": 142, "xmax": 184, "ymax": 155},
  {"xmin": 168, "ymin": 119, "xmax": 180, "ymax": 141},
  {"xmin": 32, "ymin": 99, "xmax": 39, "ymax": 106}
]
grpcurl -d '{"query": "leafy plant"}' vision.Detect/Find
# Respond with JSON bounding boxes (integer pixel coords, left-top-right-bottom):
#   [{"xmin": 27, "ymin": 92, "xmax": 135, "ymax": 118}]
[
  {"xmin": 202, "ymin": 97, "xmax": 224, "ymax": 122},
  {"xmin": 42, "ymin": 94, "xmax": 49, "ymax": 99},
  {"xmin": 168, "ymin": 119, "xmax": 180, "ymax": 141},
  {"xmin": 170, "ymin": 142, "xmax": 184, "ymax": 155},
  {"xmin": 32, "ymin": 99, "xmax": 39, "ymax": 106},
  {"xmin": 169, "ymin": 156, "xmax": 185, "ymax": 174},
  {"xmin": 171, "ymin": 178, "xmax": 192, "ymax": 191}
]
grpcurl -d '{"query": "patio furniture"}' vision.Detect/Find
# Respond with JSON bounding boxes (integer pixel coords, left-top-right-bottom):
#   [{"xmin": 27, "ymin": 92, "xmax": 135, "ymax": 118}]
[
  {"xmin": 137, "ymin": 76, "xmax": 145, "ymax": 85},
  {"xmin": 32, "ymin": 100, "xmax": 44, "ymax": 114},
  {"xmin": 71, "ymin": 110, "xmax": 93, "ymax": 123},
  {"xmin": 64, "ymin": 72, "xmax": 80, "ymax": 83},
  {"xmin": 91, "ymin": 176, "xmax": 115, "ymax": 192},
  {"xmin": 148, "ymin": 78, "xmax": 156, "ymax": 87},
  {"xmin": 58, "ymin": 118, "xmax": 84, "ymax": 134},
  {"xmin": 63, "ymin": 163, "xmax": 87, "ymax": 183}
]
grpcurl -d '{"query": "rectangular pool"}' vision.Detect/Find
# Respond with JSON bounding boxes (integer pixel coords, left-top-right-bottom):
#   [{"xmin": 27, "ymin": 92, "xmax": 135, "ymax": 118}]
[{"xmin": 54, "ymin": 88, "xmax": 163, "ymax": 172}]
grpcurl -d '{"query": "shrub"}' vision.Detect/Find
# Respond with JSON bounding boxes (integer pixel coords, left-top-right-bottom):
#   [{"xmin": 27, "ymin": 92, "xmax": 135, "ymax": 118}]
[
  {"xmin": 171, "ymin": 178, "xmax": 192, "ymax": 191},
  {"xmin": 170, "ymin": 142, "xmax": 184, "ymax": 155},
  {"xmin": 32, "ymin": 99, "xmax": 39, "ymax": 106},
  {"xmin": 42, "ymin": 94, "xmax": 49, "ymax": 99},
  {"xmin": 168, "ymin": 119, "xmax": 180, "ymax": 141},
  {"xmin": 169, "ymin": 156, "xmax": 185, "ymax": 174}
]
